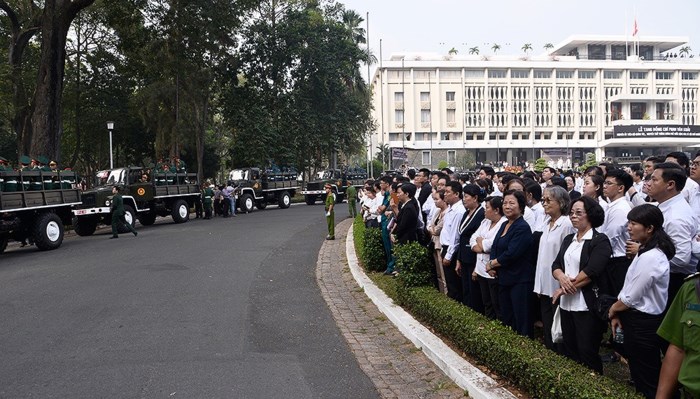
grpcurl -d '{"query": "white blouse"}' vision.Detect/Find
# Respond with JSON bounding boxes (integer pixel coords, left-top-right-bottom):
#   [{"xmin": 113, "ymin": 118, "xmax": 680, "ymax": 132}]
[
  {"xmin": 560, "ymin": 229, "xmax": 593, "ymax": 312},
  {"xmin": 534, "ymin": 216, "xmax": 575, "ymax": 297},
  {"xmin": 618, "ymin": 247, "xmax": 670, "ymax": 315},
  {"xmin": 470, "ymin": 216, "xmax": 507, "ymax": 279}
]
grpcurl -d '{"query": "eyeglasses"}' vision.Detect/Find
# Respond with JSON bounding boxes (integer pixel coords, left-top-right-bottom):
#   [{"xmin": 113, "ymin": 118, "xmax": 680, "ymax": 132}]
[
  {"xmin": 569, "ymin": 210, "xmax": 586, "ymax": 218},
  {"xmin": 542, "ymin": 198, "xmax": 553, "ymax": 204},
  {"xmin": 691, "ymin": 161, "xmax": 700, "ymax": 168}
]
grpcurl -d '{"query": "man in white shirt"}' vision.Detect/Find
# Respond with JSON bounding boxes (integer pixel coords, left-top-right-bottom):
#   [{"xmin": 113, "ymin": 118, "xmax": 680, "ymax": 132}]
[
  {"xmin": 646, "ymin": 162, "xmax": 698, "ymax": 304},
  {"xmin": 439, "ymin": 181, "xmax": 466, "ymax": 302},
  {"xmin": 666, "ymin": 151, "xmax": 699, "ymax": 205},
  {"xmin": 602, "ymin": 169, "xmax": 633, "ymax": 294},
  {"xmin": 524, "ymin": 179, "xmax": 545, "ymax": 231}
]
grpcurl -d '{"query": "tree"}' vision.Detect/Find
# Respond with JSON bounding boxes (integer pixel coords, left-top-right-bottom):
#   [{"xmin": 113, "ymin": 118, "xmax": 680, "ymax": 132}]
[
  {"xmin": 448, "ymin": 47, "xmax": 457, "ymax": 56},
  {"xmin": 491, "ymin": 43, "xmax": 500, "ymax": 54},
  {"xmin": 534, "ymin": 157, "xmax": 547, "ymax": 172},
  {"xmin": 375, "ymin": 143, "xmax": 390, "ymax": 167},
  {"xmin": 468, "ymin": 46, "xmax": 479, "ymax": 55},
  {"xmin": 30, "ymin": 0, "xmax": 96, "ymax": 162},
  {"xmin": 582, "ymin": 152, "xmax": 597, "ymax": 170},
  {"xmin": 521, "ymin": 43, "xmax": 532, "ymax": 54},
  {"xmin": 543, "ymin": 42, "xmax": 554, "ymax": 53},
  {"xmin": 342, "ymin": 9, "xmax": 365, "ymax": 44},
  {"xmin": 454, "ymin": 151, "xmax": 475, "ymax": 171},
  {"xmin": 679, "ymin": 46, "xmax": 691, "ymax": 57}
]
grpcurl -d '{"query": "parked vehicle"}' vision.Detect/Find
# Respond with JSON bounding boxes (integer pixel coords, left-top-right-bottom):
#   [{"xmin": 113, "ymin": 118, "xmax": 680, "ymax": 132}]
[
  {"xmin": 301, "ymin": 168, "xmax": 366, "ymax": 205},
  {"xmin": 228, "ymin": 167, "xmax": 299, "ymax": 212}
]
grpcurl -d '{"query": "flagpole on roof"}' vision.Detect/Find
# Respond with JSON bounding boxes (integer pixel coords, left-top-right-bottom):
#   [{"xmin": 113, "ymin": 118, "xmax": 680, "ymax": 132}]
[{"xmin": 625, "ymin": 8, "xmax": 628, "ymax": 58}]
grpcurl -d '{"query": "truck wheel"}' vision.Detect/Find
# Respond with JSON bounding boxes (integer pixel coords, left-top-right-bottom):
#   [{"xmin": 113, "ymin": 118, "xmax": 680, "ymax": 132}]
[
  {"xmin": 171, "ymin": 200, "xmax": 190, "ymax": 223},
  {"xmin": 32, "ymin": 212, "xmax": 64, "ymax": 251},
  {"xmin": 72, "ymin": 216, "xmax": 97, "ymax": 236},
  {"xmin": 0, "ymin": 236, "xmax": 7, "ymax": 254},
  {"xmin": 256, "ymin": 200, "xmax": 267, "ymax": 210},
  {"xmin": 118, "ymin": 205, "xmax": 137, "ymax": 233},
  {"xmin": 305, "ymin": 195, "xmax": 316, "ymax": 205},
  {"xmin": 240, "ymin": 194, "xmax": 254, "ymax": 213},
  {"xmin": 278, "ymin": 191, "xmax": 291, "ymax": 209},
  {"xmin": 138, "ymin": 212, "xmax": 157, "ymax": 226}
]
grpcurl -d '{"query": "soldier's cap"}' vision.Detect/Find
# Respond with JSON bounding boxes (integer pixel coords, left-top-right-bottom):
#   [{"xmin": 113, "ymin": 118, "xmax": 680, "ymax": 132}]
[
  {"xmin": 38, "ymin": 156, "xmax": 49, "ymax": 165},
  {"xmin": 324, "ymin": 183, "xmax": 333, "ymax": 188},
  {"xmin": 49, "ymin": 160, "xmax": 57, "ymax": 166},
  {"xmin": 0, "ymin": 156, "xmax": 8, "ymax": 163},
  {"xmin": 20, "ymin": 155, "xmax": 31, "ymax": 165}
]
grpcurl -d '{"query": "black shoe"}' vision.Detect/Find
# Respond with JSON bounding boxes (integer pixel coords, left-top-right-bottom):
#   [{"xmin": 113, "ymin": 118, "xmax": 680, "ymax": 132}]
[
  {"xmin": 110, "ymin": 236, "xmax": 118, "ymax": 239},
  {"xmin": 601, "ymin": 353, "xmax": 619, "ymax": 363},
  {"xmin": 133, "ymin": 231, "xmax": 138, "ymax": 237}
]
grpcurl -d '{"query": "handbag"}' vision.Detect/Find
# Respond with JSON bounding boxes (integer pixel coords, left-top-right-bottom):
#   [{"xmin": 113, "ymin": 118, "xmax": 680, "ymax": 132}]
[
  {"xmin": 551, "ymin": 306, "xmax": 563, "ymax": 343},
  {"xmin": 591, "ymin": 285, "xmax": 617, "ymax": 321}
]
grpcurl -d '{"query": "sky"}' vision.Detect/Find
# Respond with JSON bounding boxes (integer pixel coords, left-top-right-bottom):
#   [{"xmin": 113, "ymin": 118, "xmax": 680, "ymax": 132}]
[{"xmin": 337, "ymin": 0, "xmax": 700, "ymax": 80}]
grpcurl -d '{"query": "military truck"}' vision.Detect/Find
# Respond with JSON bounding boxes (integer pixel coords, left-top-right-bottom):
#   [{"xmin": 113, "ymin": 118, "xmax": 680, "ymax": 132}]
[
  {"xmin": 227, "ymin": 167, "xmax": 299, "ymax": 213},
  {"xmin": 72, "ymin": 167, "xmax": 199, "ymax": 236},
  {"xmin": 0, "ymin": 170, "xmax": 82, "ymax": 253},
  {"xmin": 301, "ymin": 168, "xmax": 367, "ymax": 205}
]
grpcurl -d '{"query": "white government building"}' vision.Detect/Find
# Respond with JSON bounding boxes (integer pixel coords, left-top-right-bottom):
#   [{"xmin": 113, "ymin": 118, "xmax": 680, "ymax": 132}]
[{"xmin": 370, "ymin": 34, "xmax": 700, "ymax": 169}]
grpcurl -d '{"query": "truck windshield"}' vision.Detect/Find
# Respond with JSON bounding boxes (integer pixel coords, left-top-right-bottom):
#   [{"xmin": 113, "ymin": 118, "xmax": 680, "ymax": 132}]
[
  {"xmin": 229, "ymin": 169, "xmax": 248, "ymax": 181},
  {"xmin": 322, "ymin": 170, "xmax": 334, "ymax": 179},
  {"xmin": 105, "ymin": 169, "xmax": 126, "ymax": 186}
]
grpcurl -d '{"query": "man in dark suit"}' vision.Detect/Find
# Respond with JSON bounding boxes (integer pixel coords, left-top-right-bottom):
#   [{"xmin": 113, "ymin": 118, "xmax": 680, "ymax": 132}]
[
  {"xmin": 391, "ymin": 183, "xmax": 419, "ymax": 245},
  {"xmin": 456, "ymin": 184, "xmax": 486, "ymax": 310},
  {"xmin": 110, "ymin": 185, "xmax": 138, "ymax": 239},
  {"xmin": 565, "ymin": 175, "xmax": 582, "ymax": 200},
  {"xmin": 416, "ymin": 168, "xmax": 432, "ymax": 207}
]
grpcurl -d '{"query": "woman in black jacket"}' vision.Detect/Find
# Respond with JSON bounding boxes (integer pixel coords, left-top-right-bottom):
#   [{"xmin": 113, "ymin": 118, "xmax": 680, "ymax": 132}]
[
  {"xmin": 391, "ymin": 183, "xmax": 419, "ymax": 245},
  {"xmin": 456, "ymin": 184, "xmax": 486, "ymax": 310},
  {"xmin": 551, "ymin": 196, "xmax": 612, "ymax": 373}
]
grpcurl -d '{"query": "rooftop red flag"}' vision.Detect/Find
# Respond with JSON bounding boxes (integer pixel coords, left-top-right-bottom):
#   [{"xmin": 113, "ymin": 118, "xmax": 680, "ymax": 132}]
[{"xmin": 632, "ymin": 18, "xmax": 638, "ymax": 36}]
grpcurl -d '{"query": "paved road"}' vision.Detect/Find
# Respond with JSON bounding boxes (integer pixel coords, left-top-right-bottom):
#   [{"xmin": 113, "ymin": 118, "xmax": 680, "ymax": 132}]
[{"xmin": 0, "ymin": 203, "xmax": 378, "ymax": 398}]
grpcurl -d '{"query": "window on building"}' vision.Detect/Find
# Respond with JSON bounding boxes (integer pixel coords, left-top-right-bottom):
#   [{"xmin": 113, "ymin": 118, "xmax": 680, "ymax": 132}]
[
  {"xmin": 630, "ymin": 71, "xmax": 647, "ymax": 79},
  {"xmin": 534, "ymin": 70, "xmax": 552, "ymax": 79},
  {"xmin": 395, "ymin": 110, "xmax": 404, "ymax": 124},
  {"xmin": 420, "ymin": 92, "xmax": 430, "ymax": 102},
  {"xmin": 604, "ymin": 70, "xmax": 622, "ymax": 79},
  {"xmin": 511, "ymin": 70, "xmax": 530, "ymax": 79},
  {"xmin": 656, "ymin": 72, "xmax": 673, "ymax": 80},
  {"xmin": 464, "ymin": 70, "xmax": 484, "ymax": 78},
  {"xmin": 465, "ymin": 133, "xmax": 474, "ymax": 141},
  {"xmin": 682, "ymin": 72, "xmax": 699, "ymax": 80},
  {"xmin": 446, "ymin": 109, "xmax": 456, "ymax": 123},
  {"xmin": 579, "ymin": 70, "xmax": 596, "ymax": 79},
  {"xmin": 588, "ymin": 44, "xmax": 606, "ymax": 60},
  {"xmin": 422, "ymin": 151, "xmax": 431, "ymax": 165},
  {"xmin": 556, "ymin": 70, "xmax": 574, "ymax": 79},
  {"xmin": 421, "ymin": 110, "xmax": 431, "ymax": 123},
  {"xmin": 446, "ymin": 91, "xmax": 455, "ymax": 101},
  {"xmin": 535, "ymin": 132, "xmax": 552, "ymax": 140},
  {"xmin": 611, "ymin": 45, "xmax": 627, "ymax": 60},
  {"xmin": 639, "ymin": 45, "xmax": 654, "ymax": 61},
  {"xmin": 488, "ymin": 69, "xmax": 507, "ymax": 79},
  {"xmin": 394, "ymin": 92, "xmax": 404, "ymax": 102},
  {"xmin": 447, "ymin": 150, "xmax": 456, "ymax": 165}
]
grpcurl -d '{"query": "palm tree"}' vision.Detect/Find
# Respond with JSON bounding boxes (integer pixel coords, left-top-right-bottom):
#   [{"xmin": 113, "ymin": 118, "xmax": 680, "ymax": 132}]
[
  {"xmin": 521, "ymin": 43, "xmax": 532, "ymax": 54},
  {"xmin": 491, "ymin": 43, "xmax": 501, "ymax": 54},
  {"xmin": 543, "ymin": 43, "xmax": 554, "ymax": 53},
  {"xmin": 679, "ymin": 46, "xmax": 692, "ymax": 57},
  {"xmin": 342, "ymin": 9, "xmax": 366, "ymax": 44},
  {"xmin": 469, "ymin": 46, "xmax": 479, "ymax": 55},
  {"xmin": 448, "ymin": 47, "xmax": 458, "ymax": 56}
]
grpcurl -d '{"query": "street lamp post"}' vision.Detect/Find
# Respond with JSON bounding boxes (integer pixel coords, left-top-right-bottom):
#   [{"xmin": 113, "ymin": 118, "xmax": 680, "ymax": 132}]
[{"xmin": 107, "ymin": 121, "xmax": 114, "ymax": 169}]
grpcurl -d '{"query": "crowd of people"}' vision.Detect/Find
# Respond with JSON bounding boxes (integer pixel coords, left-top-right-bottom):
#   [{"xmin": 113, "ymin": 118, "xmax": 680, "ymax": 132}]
[{"xmin": 357, "ymin": 152, "xmax": 700, "ymax": 399}]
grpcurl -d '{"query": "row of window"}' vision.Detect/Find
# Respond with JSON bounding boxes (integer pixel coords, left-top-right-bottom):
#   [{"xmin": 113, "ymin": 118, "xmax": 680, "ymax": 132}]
[
  {"xmin": 389, "ymin": 131, "xmax": 596, "ymax": 142},
  {"xmin": 396, "ymin": 69, "xmax": 700, "ymax": 80}
]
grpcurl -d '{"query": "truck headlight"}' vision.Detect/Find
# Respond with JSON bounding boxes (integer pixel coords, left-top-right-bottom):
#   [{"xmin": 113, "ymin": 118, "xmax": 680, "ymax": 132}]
[{"xmin": 105, "ymin": 199, "xmax": 111, "ymax": 207}]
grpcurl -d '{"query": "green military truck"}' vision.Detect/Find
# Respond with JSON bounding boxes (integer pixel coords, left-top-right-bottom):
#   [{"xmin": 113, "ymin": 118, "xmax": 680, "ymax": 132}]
[
  {"xmin": 72, "ymin": 167, "xmax": 199, "ymax": 236},
  {"xmin": 0, "ymin": 170, "xmax": 82, "ymax": 253},
  {"xmin": 301, "ymin": 168, "xmax": 367, "ymax": 205},
  {"xmin": 227, "ymin": 167, "xmax": 299, "ymax": 213}
]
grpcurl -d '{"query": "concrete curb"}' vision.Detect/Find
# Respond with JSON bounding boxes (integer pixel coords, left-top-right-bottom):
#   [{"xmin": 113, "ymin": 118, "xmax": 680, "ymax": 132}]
[{"xmin": 345, "ymin": 224, "xmax": 516, "ymax": 399}]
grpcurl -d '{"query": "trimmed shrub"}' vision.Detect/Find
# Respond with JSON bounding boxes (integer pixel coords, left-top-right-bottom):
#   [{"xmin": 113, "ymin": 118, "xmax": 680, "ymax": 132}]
[
  {"xmin": 353, "ymin": 216, "xmax": 386, "ymax": 272},
  {"xmin": 393, "ymin": 241, "xmax": 432, "ymax": 288}
]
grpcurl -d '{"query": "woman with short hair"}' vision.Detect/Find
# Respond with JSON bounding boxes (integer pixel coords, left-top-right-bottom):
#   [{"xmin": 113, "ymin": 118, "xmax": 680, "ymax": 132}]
[{"xmin": 470, "ymin": 196, "xmax": 506, "ymax": 319}]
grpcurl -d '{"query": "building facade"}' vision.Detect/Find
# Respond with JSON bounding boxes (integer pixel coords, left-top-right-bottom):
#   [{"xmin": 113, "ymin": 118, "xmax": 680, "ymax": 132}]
[{"xmin": 370, "ymin": 35, "xmax": 700, "ymax": 169}]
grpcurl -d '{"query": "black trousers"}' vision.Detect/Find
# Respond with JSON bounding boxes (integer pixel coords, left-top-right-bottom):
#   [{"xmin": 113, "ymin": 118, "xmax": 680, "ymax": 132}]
[
  {"xmin": 619, "ymin": 310, "xmax": 664, "ymax": 399},
  {"xmin": 441, "ymin": 245, "xmax": 462, "ymax": 303},
  {"xmin": 477, "ymin": 275, "xmax": 500, "ymax": 320},
  {"xmin": 499, "ymin": 282, "xmax": 533, "ymax": 337},
  {"xmin": 560, "ymin": 308, "xmax": 605, "ymax": 373},
  {"xmin": 608, "ymin": 256, "xmax": 632, "ymax": 296},
  {"xmin": 460, "ymin": 263, "xmax": 484, "ymax": 313},
  {"xmin": 540, "ymin": 295, "xmax": 558, "ymax": 351}
]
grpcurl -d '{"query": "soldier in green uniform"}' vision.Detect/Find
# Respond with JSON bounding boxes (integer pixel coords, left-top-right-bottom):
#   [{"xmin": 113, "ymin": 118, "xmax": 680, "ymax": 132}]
[
  {"xmin": 202, "ymin": 183, "xmax": 214, "ymax": 219},
  {"xmin": 346, "ymin": 181, "xmax": 357, "ymax": 219},
  {"xmin": 19, "ymin": 155, "xmax": 31, "ymax": 171},
  {"xmin": 110, "ymin": 185, "xmax": 138, "ymax": 238},
  {"xmin": 657, "ymin": 272, "xmax": 700, "ymax": 398},
  {"xmin": 324, "ymin": 183, "xmax": 335, "ymax": 240}
]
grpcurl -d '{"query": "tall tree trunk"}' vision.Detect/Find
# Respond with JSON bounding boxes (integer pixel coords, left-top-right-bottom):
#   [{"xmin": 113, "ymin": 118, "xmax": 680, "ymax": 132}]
[{"xmin": 29, "ymin": 0, "xmax": 94, "ymax": 162}]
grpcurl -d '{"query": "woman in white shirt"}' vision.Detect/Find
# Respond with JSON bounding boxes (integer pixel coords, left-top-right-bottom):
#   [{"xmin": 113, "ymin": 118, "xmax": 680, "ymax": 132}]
[
  {"xmin": 608, "ymin": 204, "xmax": 674, "ymax": 399},
  {"xmin": 427, "ymin": 189, "xmax": 448, "ymax": 293},
  {"xmin": 534, "ymin": 186, "xmax": 575, "ymax": 350},
  {"xmin": 582, "ymin": 174, "xmax": 608, "ymax": 212},
  {"xmin": 470, "ymin": 196, "xmax": 506, "ymax": 320}
]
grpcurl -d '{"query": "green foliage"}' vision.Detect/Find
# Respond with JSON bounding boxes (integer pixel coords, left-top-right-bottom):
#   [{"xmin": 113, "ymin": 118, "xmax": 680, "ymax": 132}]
[
  {"xmin": 353, "ymin": 216, "xmax": 386, "ymax": 272},
  {"xmin": 437, "ymin": 160, "xmax": 449, "ymax": 170},
  {"xmin": 371, "ymin": 159, "xmax": 384, "ymax": 177},
  {"xmin": 393, "ymin": 287, "xmax": 642, "ymax": 399},
  {"xmin": 582, "ymin": 152, "xmax": 598, "ymax": 170},
  {"xmin": 454, "ymin": 152, "xmax": 476, "ymax": 171},
  {"xmin": 534, "ymin": 157, "xmax": 548, "ymax": 172},
  {"xmin": 393, "ymin": 242, "xmax": 431, "ymax": 288}
]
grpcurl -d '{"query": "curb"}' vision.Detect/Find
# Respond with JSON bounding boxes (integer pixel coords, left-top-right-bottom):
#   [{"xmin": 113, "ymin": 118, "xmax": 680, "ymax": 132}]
[{"xmin": 345, "ymin": 224, "xmax": 516, "ymax": 399}]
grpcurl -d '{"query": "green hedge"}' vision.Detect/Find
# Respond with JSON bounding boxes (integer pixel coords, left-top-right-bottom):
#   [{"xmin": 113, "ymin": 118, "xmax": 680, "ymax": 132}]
[
  {"xmin": 353, "ymin": 217, "xmax": 386, "ymax": 272},
  {"xmin": 351, "ymin": 222, "xmax": 641, "ymax": 399}
]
